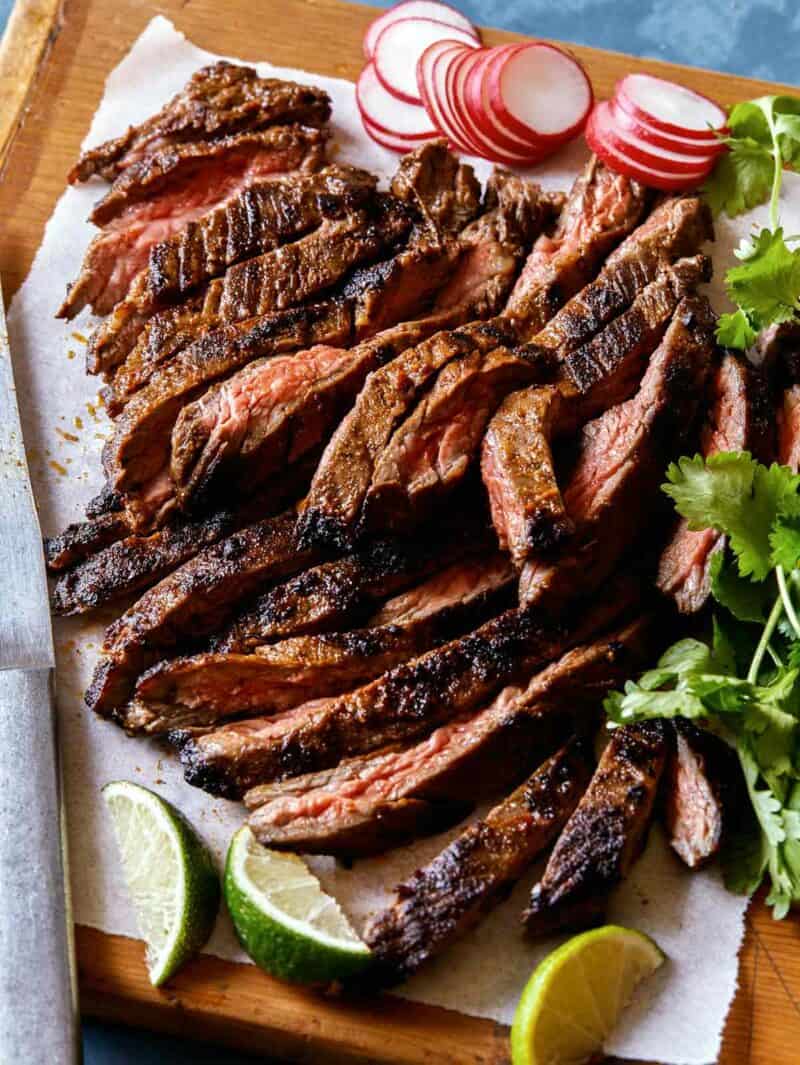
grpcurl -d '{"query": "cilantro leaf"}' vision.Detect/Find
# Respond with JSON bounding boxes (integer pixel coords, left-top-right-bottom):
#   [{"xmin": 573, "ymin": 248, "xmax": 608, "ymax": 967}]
[
  {"xmin": 727, "ymin": 98, "xmax": 773, "ymax": 145},
  {"xmin": 721, "ymin": 806, "xmax": 768, "ymax": 896},
  {"xmin": 702, "ymin": 138, "xmax": 774, "ymax": 218},
  {"xmin": 716, "ymin": 307, "xmax": 759, "ymax": 350},
  {"xmin": 725, "ymin": 228, "xmax": 800, "ymax": 328},
  {"xmin": 710, "ymin": 549, "xmax": 773, "ymax": 621},
  {"xmin": 771, "ymin": 511, "xmax": 800, "ymax": 571}
]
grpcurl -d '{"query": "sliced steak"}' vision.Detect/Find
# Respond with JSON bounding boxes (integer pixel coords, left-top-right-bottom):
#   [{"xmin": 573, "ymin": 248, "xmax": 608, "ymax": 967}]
[
  {"xmin": 44, "ymin": 510, "xmax": 131, "ymax": 573},
  {"xmin": 657, "ymin": 353, "xmax": 773, "ymax": 613},
  {"xmin": 121, "ymin": 554, "xmax": 514, "ymax": 735},
  {"xmin": 388, "ymin": 139, "xmax": 482, "ymax": 238},
  {"xmin": 361, "ymin": 344, "xmax": 549, "ymax": 535},
  {"xmin": 523, "ymin": 720, "xmax": 669, "ymax": 934},
  {"xmin": 481, "ymin": 385, "xmax": 572, "ymax": 561},
  {"xmin": 364, "ymin": 738, "xmax": 592, "ymax": 985},
  {"xmin": 504, "ymin": 157, "xmax": 650, "ymax": 336},
  {"xmin": 59, "ymin": 126, "xmax": 328, "ymax": 320},
  {"xmin": 519, "ymin": 293, "xmax": 715, "ymax": 610},
  {"xmin": 664, "ymin": 719, "xmax": 742, "ymax": 869},
  {"xmin": 69, "ymin": 62, "xmax": 331, "ymax": 184},
  {"xmin": 85, "ymin": 509, "xmax": 319, "ymax": 719},
  {"xmin": 779, "ymin": 385, "xmax": 800, "ymax": 472},
  {"xmin": 244, "ymin": 615, "xmax": 652, "ymax": 855},
  {"xmin": 173, "ymin": 575, "xmax": 640, "ymax": 798}
]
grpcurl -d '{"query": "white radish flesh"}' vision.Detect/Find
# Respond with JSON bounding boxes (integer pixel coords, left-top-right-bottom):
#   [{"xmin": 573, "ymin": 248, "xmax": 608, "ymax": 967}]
[
  {"xmin": 616, "ymin": 73, "xmax": 726, "ymax": 138},
  {"xmin": 374, "ymin": 17, "xmax": 479, "ymax": 104},
  {"xmin": 593, "ymin": 101, "xmax": 717, "ymax": 174},
  {"xmin": 610, "ymin": 99, "xmax": 725, "ymax": 158},
  {"xmin": 357, "ymin": 61, "xmax": 437, "ymax": 139},
  {"xmin": 489, "ymin": 43, "xmax": 593, "ymax": 142},
  {"xmin": 363, "ymin": 0, "xmax": 477, "ymax": 60},
  {"xmin": 362, "ymin": 113, "xmax": 439, "ymax": 153},
  {"xmin": 466, "ymin": 46, "xmax": 542, "ymax": 154},
  {"xmin": 419, "ymin": 41, "xmax": 478, "ymax": 154}
]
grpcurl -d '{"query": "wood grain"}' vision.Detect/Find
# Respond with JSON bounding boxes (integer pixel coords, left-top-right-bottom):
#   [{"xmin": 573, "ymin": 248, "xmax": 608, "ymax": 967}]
[{"xmin": 1, "ymin": 1, "xmax": 799, "ymax": 1062}]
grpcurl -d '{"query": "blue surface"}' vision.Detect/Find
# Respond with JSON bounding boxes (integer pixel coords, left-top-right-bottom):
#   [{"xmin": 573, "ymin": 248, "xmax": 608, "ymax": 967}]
[{"xmin": 0, "ymin": 0, "xmax": 796, "ymax": 1061}]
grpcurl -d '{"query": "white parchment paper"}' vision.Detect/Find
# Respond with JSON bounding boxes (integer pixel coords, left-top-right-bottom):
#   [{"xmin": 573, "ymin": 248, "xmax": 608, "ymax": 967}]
[{"xmin": 11, "ymin": 16, "xmax": 792, "ymax": 1062}]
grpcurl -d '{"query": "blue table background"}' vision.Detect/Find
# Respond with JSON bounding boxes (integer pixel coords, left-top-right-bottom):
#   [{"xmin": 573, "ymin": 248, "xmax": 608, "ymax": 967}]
[{"xmin": 0, "ymin": 0, "xmax": 796, "ymax": 1060}]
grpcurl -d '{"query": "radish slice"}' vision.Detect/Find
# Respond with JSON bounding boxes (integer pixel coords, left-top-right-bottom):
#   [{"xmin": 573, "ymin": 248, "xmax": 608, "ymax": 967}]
[
  {"xmin": 374, "ymin": 17, "xmax": 479, "ymax": 104},
  {"xmin": 362, "ymin": 112, "xmax": 439, "ymax": 153},
  {"xmin": 418, "ymin": 40, "xmax": 479, "ymax": 154},
  {"xmin": 363, "ymin": 0, "xmax": 477, "ymax": 61},
  {"xmin": 488, "ymin": 43, "xmax": 593, "ymax": 144},
  {"xmin": 465, "ymin": 46, "xmax": 543, "ymax": 154},
  {"xmin": 593, "ymin": 101, "xmax": 717, "ymax": 176},
  {"xmin": 450, "ymin": 48, "xmax": 546, "ymax": 166},
  {"xmin": 616, "ymin": 73, "xmax": 727, "ymax": 140},
  {"xmin": 357, "ymin": 62, "xmax": 437, "ymax": 140},
  {"xmin": 586, "ymin": 104, "xmax": 713, "ymax": 192},
  {"xmin": 610, "ymin": 98, "xmax": 725, "ymax": 158}
]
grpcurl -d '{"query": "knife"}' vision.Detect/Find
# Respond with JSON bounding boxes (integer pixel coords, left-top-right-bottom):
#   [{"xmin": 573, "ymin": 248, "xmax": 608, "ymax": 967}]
[{"xmin": 0, "ymin": 278, "xmax": 79, "ymax": 1064}]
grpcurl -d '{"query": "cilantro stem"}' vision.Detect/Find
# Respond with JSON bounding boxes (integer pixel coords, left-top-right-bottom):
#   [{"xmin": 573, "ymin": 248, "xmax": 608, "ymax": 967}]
[
  {"xmin": 765, "ymin": 98, "xmax": 783, "ymax": 231},
  {"xmin": 767, "ymin": 642, "xmax": 784, "ymax": 668},
  {"xmin": 777, "ymin": 565, "xmax": 800, "ymax": 639},
  {"xmin": 748, "ymin": 592, "xmax": 785, "ymax": 682}
]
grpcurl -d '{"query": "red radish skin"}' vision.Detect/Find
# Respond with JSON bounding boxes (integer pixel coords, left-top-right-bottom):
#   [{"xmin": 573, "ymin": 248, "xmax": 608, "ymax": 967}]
[
  {"xmin": 374, "ymin": 17, "xmax": 479, "ymax": 104},
  {"xmin": 585, "ymin": 104, "xmax": 712, "ymax": 191},
  {"xmin": 610, "ymin": 98, "xmax": 726, "ymax": 158},
  {"xmin": 487, "ymin": 43, "xmax": 593, "ymax": 145},
  {"xmin": 465, "ymin": 46, "xmax": 545, "ymax": 155},
  {"xmin": 615, "ymin": 73, "xmax": 727, "ymax": 140},
  {"xmin": 591, "ymin": 101, "xmax": 717, "ymax": 177},
  {"xmin": 357, "ymin": 62, "xmax": 437, "ymax": 140},
  {"xmin": 363, "ymin": 0, "xmax": 477, "ymax": 61},
  {"xmin": 442, "ymin": 44, "xmax": 484, "ymax": 154},
  {"xmin": 417, "ymin": 40, "xmax": 477, "ymax": 154},
  {"xmin": 430, "ymin": 43, "xmax": 481, "ymax": 154},
  {"xmin": 362, "ymin": 113, "xmax": 439, "ymax": 153}
]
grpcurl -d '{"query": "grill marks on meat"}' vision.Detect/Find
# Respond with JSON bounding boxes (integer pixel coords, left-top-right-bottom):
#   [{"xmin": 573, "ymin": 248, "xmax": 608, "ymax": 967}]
[
  {"xmin": 364, "ymin": 738, "xmax": 592, "ymax": 985},
  {"xmin": 44, "ymin": 510, "xmax": 131, "ymax": 573},
  {"xmin": 657, "ymin": 354, "xmax": 773, "ymax": 613},
  {"xmin": 60, "ymin": 126, "xmax": 329, "ymax": 320},
  {"xmin": 519, "ymin": 293, "xmax": 715, "ymax": 610},
  {"xmin": 69, "ymin": 62, "xmax": 331, "ymax": 184},
  {"xmin": 664, "ymin": 719, "xmax": 741, "ymax": 869},
  {"xmin": 523, "ymin": 720, "xmax": 669, "ymax": 934},
  {"xmin": 85, "ymin": 509, "xmax": 318, "ymax": 718},
  {"xmin": 120, "ymin": 554, "xmax": 514, "ymax": 735},
  {"xmin": 482, "ymin": 385, "xmax": 571, "ymax": 561},
  {"xmin": 243, "ymin": 615, "xmax": 652, "ymax": 856},
  {"xmin": 173, "ymin": 575, "xmax": 641, "ymax": 798},
  {"xmin": 504, "ymin": 157, "xmax": 650, "ymax": 337}
]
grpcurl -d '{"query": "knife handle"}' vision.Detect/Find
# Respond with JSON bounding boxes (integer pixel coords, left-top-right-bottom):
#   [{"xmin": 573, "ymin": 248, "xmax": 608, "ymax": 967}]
[{"xmin": 0, "ymin": 669, "xmax": 79, "ymax": 1064}]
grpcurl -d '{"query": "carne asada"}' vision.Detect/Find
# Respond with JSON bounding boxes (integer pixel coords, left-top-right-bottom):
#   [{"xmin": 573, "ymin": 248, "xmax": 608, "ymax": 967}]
[
  {"xmin": 364, "ymin": 739, "xmax": 592, "ymax": 985},
  {"xmin": 657, "ymin": 353, "xmax": 773, "ymax": 613},
  {"xmin": 243, "ymin": 615, "xmax": 652, "ymax": 855},
  {"xmin": 68, "ymin": 62, "xmax": 331, "ymax": 184},
  {"xmin": 59, "ymin": 126, "xmax": 329, "ymax": 319},
  {"xmin": 523, "ymin": 720, "xmax": 669, "ymax": 935},
  {"xmin": 44, "ymin": 509, "xmax": 131, "ymax": 573},
  {"xmin": 173, "ymin": 575, "xmax": 641, "ymax": 799},
  {"xmin": 121, "ymin": 554, "xmax": 514, "ymax": 735}
]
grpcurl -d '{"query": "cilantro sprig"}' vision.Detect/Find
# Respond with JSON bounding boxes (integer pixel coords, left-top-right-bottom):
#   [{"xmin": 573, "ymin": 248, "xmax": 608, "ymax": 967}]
[
  {"xmin": 703, "ymin": 96, "xmax": 800, "ymax": 350},
  {"xmin": 605, "ymin": 453, "xmax": 800, "ymax": 917}
]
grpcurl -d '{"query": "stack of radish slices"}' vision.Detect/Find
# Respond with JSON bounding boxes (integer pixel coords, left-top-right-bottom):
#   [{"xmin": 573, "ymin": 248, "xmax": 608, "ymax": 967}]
[
  {"xmin": 357, "ymin": 1, "xmax": 593, "ymax": 164},
  {"xmin": 586, "ymin": 73, "xmax": 728, "ymax": 191}
]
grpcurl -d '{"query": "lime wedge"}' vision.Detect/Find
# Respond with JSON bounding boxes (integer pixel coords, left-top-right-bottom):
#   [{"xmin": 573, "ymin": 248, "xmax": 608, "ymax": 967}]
[
  {"xmin": 224, "ymin": 826, "xmax": 371, "ymax": 985},
  {"xmin": 103, "ymin": 781, "xmax": 220, "ymax": 986},
  {"xmin": 511, "ymin": 925, "xmax": 665, "ymax": 1065}
]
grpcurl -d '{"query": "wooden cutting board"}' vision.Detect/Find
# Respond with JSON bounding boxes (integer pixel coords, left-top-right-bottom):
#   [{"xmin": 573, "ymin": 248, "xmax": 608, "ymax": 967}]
[{"xmin": 1, "ymin": 1, "xmax": 799, "ymax": 1061}]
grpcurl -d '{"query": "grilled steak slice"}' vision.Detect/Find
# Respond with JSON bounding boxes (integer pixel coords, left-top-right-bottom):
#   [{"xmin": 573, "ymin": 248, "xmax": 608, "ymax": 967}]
[
  {"xmin": 388, "ymin": 139, "xmax": 482, "ymax": 238},
  {"xmin": 657, "ymin": 353, "xmax": 773, "ymax": 613},
  {"xmin": 361, "ymin": 344, "xmax": 548, "ymax": 535},
  {"xmin": 523, "ymin": 720, "xmax": 669, "ymax": 934},
  {"xmin": 85, "ymin": 509, "xmax": 319, "ymax": 718},
  {"xmin": 524, "ymin": 194, "xmax": 713, "ymax": 362},
  {"xmin": 364, "ymin": 738, "xmax": 592, "ymax": 984},
  {"xmin": 664, "ymin": 719, "xmax": 741, "ymax": 869},
  {"xmin": 244, "ymin": 616, "xmax": 652, "ymax": 855},
  {"xmin": 482, "ymin": 385, "xmax": 572, "ymax": 561},
  {"xmin": 779, "ymin": 385, "xmax": 800, "ymax": 471},
  {"xmin": 504, "ymin": 157, "xmax": 650, "ymax": 336},
  {"xmin": 218, "ymin": 519, "xmax": 492, "ymax": 652},
  {"xmin": 122, "ymin": 554, "xmax": 514, "ymax": 735},
  {"xmin": 173, "ymin": 575, "xmax": 640, "ymax": 798},
  {"xmin": 69, "ymin": 62, "xmax": 331, "ymax": 183},
  {"xmin": 519, "ymin": 294, "xmax": 715, "ymax": 609},
  {"xmin": 59, "ymin": 126, "xmax": 328, "ymax": 320},
  {"xmin": 44, "ymin": 510, "xmax": 131, "ymax": 572}
]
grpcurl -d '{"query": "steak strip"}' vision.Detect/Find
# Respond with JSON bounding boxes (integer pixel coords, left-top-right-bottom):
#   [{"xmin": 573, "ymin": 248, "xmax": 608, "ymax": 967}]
[
  {"xmin": 523, "ymin": 721, "xmax": 669, "ymax": 935},
  {"xmin": 172, "ymin": 574, "xmax": 641, "ymax": 799},
  {"xmin": 363, "ymin": 738, "xmax": 592, "ymax": 985},
  {"xmin": 69, "ymin": 62, "xmax": 331, "ymax": 184},
  {"xmin": 121, "ymin": 554, "xmax": 514, "ymax": 735},
  {"xmin": 244, "ymin": 615, "xmax": 653, "ymax": 856}
]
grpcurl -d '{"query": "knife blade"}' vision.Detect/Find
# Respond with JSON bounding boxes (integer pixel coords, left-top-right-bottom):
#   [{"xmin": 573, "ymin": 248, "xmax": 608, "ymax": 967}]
[{"xmin": 0, "ymin": 278, "xmax": 79, "ymax": 1063}]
